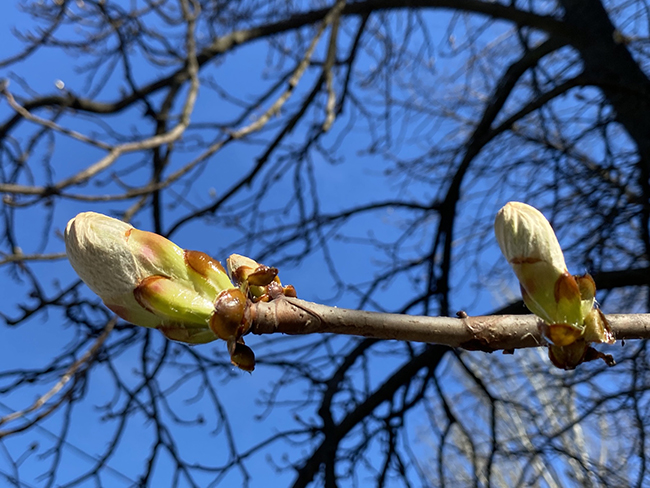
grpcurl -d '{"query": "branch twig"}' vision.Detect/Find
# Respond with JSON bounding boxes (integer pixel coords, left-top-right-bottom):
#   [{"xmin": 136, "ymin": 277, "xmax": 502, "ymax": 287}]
[
  {"xmin": 231, "ymin": 0, "xmax": 347, "ymax": 139},
  {"xmin": 0, "ymin": 317, "xmax": 116, "ymax": 438},
  {"xmin": 0, "ymin": 1, "xmax": 200, "ymax": 198},
  {"xmin": 0, "ymin": 83, "xmax": 112, "ymax": 150},
  {"xmin": 0, "ymin": 251, "xmax": 66, "ymax": 267},
  {"xmin": 251, "ymin": 298, "xmax": 646, "ymax": 352}
]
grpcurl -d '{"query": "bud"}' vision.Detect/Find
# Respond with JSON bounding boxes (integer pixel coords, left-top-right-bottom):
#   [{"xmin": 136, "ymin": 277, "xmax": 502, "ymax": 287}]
[
  {"xmin": 494, "ymin": 202, "xmax": 614, "ymax": 369},
  {"xmin": 227, "ymin": 253, "xmax": 297, "ymax": 302},
  {"xmin": 65, "ymin": 212, "xmax": 263, "ymax": 370},
  {"xmin": 65, "ymin": 212, "xmax": 233, "ymax": 343},
  {"xmin": 227, "ymin": 254, "xmax": 278, "ymax": 288},
  {"xmin": 495, "ymin": 202, "xmax": 585, "ymax": 329}
]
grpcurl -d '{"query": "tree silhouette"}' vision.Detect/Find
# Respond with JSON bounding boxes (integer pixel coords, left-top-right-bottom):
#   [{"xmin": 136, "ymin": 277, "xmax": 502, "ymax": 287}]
[{"xmin": 1, "ymin": 0, "xmax": 650, "ymax": 486}]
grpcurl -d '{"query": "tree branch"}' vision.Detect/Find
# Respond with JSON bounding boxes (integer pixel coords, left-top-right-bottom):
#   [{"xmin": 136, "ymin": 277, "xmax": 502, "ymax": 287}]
[
  {"xmin": 0, "ymin": 317, "xmax": 116, "ymax": 438},
  {"xmin": 0, "ymin": 0, "xmax": 572, "ymax": 139},
  {"xmin": 250, "ymin": 298, "xmax": 648, "ymax": 352}
]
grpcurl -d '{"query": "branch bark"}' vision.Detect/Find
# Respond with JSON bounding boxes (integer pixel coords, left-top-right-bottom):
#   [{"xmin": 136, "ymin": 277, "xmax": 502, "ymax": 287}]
[{"xmin": 250, "ymin": 297, "xmax": 650, "ymax": 352}]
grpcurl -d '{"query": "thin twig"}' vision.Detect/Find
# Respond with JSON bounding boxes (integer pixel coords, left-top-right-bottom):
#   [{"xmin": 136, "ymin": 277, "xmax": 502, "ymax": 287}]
[
  {"xmin": 0, "ymin": 1, "xmax": 200, "ymax": 197},
  {"xmin": 0, "ymin": 84, "xmax": 113, "ymax": 150},
  {"xmin": 322, "ymin": 2, "xmax": 343, "ymax": 131},
  {"xmin": 0, "ymin": 252, "xmax": 66, "ymax": 267},
  {"xmin": 0, "ymin": 317, "xmax": 116, "ymax": 437},
  {"xmin": 231, "ymin": 0, "xmax": 347, "ymax": 139}
]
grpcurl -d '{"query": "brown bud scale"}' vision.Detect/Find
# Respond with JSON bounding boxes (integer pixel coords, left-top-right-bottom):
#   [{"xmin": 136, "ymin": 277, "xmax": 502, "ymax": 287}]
[
  {"xmin": 247, "ymin": 265, "xmax": 279, "ymax": 286},
  {"xmin": 210, "ymin": 288, "xmax": 246, "ymax": 340},
  {"xmin": 554, "ymin": 272, "xmax": 581, "ymax": 303},
  {"xmin": 230, "ymin": 342, "xmax": 255, "ymax": 372},
  {"xmin": 185, "ymin": 250, "xmax": 227, "ymax": 277}
]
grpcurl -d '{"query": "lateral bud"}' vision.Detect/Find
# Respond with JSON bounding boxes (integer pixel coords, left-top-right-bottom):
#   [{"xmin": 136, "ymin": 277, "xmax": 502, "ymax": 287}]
[{"xmin": 494, "ymin": 202, "xmax": 615, "ymax": 369}]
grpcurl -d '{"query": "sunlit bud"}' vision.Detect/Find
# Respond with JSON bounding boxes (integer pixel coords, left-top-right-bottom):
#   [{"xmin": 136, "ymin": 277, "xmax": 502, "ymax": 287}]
[
  {"xmin": 64, "ymin": 212, "xmax": 233, "ymax": 341},
  {"xmin": 227, "ymin": 253, "xmax": 296, "ymax": 302},
  {"xmin": 65, "ymin": 213, "xmax": 266, "ymax": 370},
  {"xmin": 495, "ymin": 202, "xmax": 588, "ymax": 340},
  {"xmin": 495, "ymin": 203, "xmax": 616, "ymax": 368},
  {"xmin": 226, "ymin": 254, "xmax": 278, "ymax": 286}
]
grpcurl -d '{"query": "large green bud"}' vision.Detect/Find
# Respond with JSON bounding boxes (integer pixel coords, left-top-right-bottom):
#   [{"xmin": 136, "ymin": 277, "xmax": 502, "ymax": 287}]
[
  {"xmin": 494, "ymin": 202, "xmax": 614, "ymax": 369},
  {"xmin": 65, "ymin": 212, "xmax": 255, "ymax": 370}
]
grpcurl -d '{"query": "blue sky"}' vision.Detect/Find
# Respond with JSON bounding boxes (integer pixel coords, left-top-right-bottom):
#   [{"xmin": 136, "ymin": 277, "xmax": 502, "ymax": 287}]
[
  {"xmin": 0, "ymin": 5, "xmax": 433, "ymax": 485},
  {"xmin": 0, "ymin": 2, "xmax": 591, "ymax": 486}
]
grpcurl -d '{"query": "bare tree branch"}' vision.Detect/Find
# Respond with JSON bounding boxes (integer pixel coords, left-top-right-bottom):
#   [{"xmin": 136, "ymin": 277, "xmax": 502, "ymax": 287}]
[{"xmin": 251, "ymin": 297, "xmax": 645, "ymax": 351}]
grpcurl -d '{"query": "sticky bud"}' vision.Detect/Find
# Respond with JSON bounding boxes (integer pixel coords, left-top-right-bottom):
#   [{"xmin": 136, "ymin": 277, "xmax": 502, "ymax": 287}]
[
  {"xmin": 494, "ymin": 202, "xmax": 615, "ymax": 368},
  {"xmin": 65, "ymin": 212, "xmax": 270, "ymax": 370},
  {"xmin": 65, "ymin": 212, "xmax": 234, "ymax": 343},
  {"xmin": 227, "ymin": 253, "xmax": 297, "ymax": 302},
  {"xmin": 495, "ymin": 202, "xmax": 585, "ymax": 330}
]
